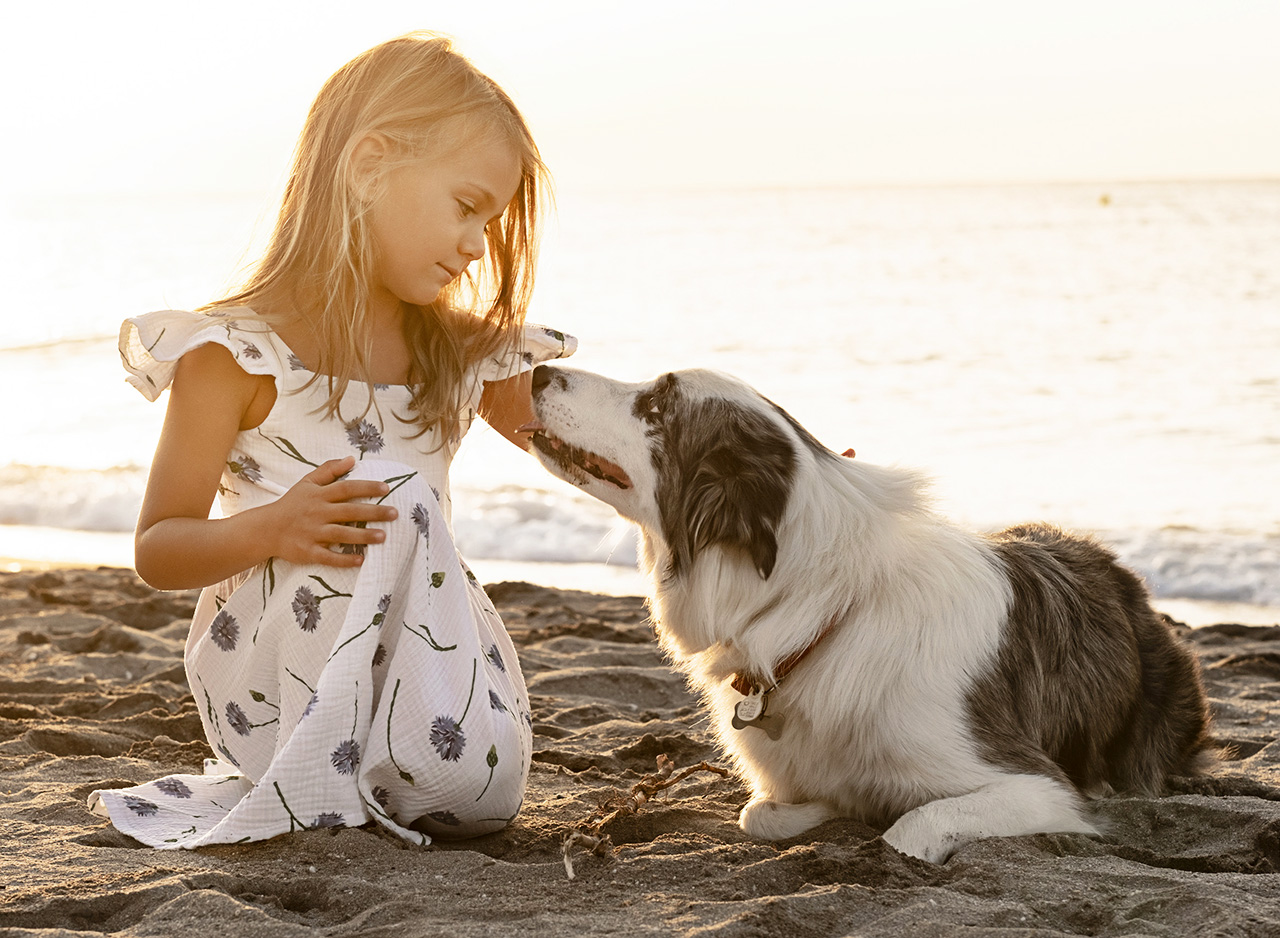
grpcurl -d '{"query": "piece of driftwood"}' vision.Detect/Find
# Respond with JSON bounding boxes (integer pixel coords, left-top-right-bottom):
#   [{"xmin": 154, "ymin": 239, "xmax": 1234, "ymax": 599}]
[{"xmin": 562, "ymin": 754, "xmax": 732, "ymax": 880}]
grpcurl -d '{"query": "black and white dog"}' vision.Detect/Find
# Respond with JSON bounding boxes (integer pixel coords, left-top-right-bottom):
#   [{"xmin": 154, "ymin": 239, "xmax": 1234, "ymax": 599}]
[{"xmin": 523, "ymin": 365, "xmax": 1214, "ymax": 863}]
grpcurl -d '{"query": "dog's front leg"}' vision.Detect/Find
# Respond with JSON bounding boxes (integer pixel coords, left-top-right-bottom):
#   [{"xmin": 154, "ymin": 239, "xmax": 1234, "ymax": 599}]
[
  {"xmin": 881, "ymin": 773, "xmax": 1097, "ymax": 863},
  {"xmin": 739, "ymin": 797, "xmax": 837, "ymax": 840}
]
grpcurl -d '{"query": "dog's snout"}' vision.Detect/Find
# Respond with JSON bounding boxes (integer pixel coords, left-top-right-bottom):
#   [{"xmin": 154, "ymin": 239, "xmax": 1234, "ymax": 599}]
[
  {"xmin": 531, "ymin": 364, "xmax": 553, "ymax": 396},
  {"xmin": 532, "ymin": 364, "xmax": 569, "ymax": 396}
]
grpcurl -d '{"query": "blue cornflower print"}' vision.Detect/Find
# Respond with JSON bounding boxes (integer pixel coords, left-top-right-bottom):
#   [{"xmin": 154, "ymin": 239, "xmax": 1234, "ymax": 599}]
[
  {"xmin": 330, "ymin": 739, "xmax": 361, "ymax": 775},
  {"xmin": 238, "ymin": 341, "xmax": 263, "ymax": 360},
  {"xmin": 227, "ymin": 455, "xmax": 263, "ymax": 484},
  {"xmin": 485, "ymin": 644, "xmax": 505, "ymax": 672},
  {"xmin": 209, "ymin": 610, "xmax": 239, "ymax": 652},
  {"xmin": 301, "ymin": 693, "xmax": 319, "ymax": 719},
  {"xmin": 154, "ymin": 777, "xmax": 192, "ymax": 799},
  {"xmin": 226, "ymin": 701, "xmax": 251, "ymax": 737},
  {"xmin": 293, "ymin": 576, "xmax": 353, "ymax": 632},
  {"xmin": 123, "ymin": 795, "xmax": 159, "ymax": 817},
  {"xmin": 372, "ymin": 643, "xmax": 387, "ymax": 667},
  {"xmin": 410, "ymin": 503, "xmax": 430, "ymax": 540},
  {"xmin": 430, "ymin": 716, "xmax": 466, "ymax": 762},
  {"xmin": 371, "ymin": 786, "xmax": 391, "ymax": 810},
  {"xmin": 287, "ymin": 352, "xmax": 307, "ymax": 371},
  {"xmin": 427, "ymin": 659, "xmax": 475, "ymax": 762},
  {"xmin": 345, "ymin": 419, "xmax": 385, "ymax": 457},
  {"xmin": 488, "ymin": 690, "xmax": 508, "ymax": 713},
  {"xmin": 292, "ymin": 585, "xmax": 321, "ymax": 632},
  {"xmin": 427, "ymin": 810, "xmax": 461, "ymax": 827},
  {"xmin": 312, "ymin": 812, "xmax": 344, "ymax": 829}
]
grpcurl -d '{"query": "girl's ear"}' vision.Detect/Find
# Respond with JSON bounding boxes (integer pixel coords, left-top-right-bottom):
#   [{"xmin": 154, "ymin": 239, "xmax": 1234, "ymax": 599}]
[{"xmin": 349, "ymin": 133, "xmax": 390, "ymax": 202}]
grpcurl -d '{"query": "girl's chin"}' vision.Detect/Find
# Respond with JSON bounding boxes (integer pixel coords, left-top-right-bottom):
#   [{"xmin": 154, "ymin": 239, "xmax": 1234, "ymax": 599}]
[{"xmin": 390, "ymin": 287, "xmax": 446, "ymax": 308}]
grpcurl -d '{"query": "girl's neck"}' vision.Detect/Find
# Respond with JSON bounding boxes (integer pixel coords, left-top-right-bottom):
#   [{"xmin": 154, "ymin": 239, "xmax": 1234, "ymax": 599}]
[{"xmin": 251, "ymin": 288, "xmax": 415, "ymax": 385}]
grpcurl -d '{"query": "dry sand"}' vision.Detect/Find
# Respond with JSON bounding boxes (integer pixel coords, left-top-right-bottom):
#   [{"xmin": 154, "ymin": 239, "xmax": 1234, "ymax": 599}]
[{"xmin": 2, "ymin": 566, "xmax": 1280, "ymax": 937}]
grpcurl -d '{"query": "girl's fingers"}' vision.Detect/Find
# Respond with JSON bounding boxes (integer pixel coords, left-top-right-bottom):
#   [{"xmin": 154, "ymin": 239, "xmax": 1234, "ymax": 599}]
[
  {"xmin": 324, "ymin": 479, "xmax": 394, "ymax": 503},
  {"xmin": 318, "ymin": 500, "xmax": 397, "ymax": 524},
  {"xmin": 321, "ymin": 522, "xmax": 387, "ymax": 546},
  {"xmin": 341, "ymin": 503, "xmax": 398, "ymax": 524},
  {"xmin": 304, "ymin": 456, "xmax": 358, "ymax": 486},
  {"xmin": 309, "ymin": 549, "xmax": 365, "ymax": 569}
]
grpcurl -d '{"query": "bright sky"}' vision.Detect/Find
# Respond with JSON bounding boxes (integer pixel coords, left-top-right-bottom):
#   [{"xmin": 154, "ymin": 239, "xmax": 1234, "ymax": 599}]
[{"xmin": 2, "ymin": 0, "xmax": 1277, "ymax": 197}]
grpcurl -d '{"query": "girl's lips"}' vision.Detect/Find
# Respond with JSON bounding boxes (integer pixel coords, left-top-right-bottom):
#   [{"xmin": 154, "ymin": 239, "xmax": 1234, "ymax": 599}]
[{"xmin": 515, "ymin": 419, "xmax": 546, "ymax": 433}]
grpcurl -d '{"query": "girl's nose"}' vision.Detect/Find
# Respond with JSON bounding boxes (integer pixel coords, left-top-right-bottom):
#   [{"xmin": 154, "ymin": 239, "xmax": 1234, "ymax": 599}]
[{"xmin": 460, "ymin": 225, "xmax": 486, "ymax": 262}]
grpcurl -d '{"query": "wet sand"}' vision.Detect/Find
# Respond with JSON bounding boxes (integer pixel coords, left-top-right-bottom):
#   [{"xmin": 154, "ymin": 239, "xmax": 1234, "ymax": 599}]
[{"xmin": 2, "ymin": 566, "xmax": 1280, "ymax": 937}]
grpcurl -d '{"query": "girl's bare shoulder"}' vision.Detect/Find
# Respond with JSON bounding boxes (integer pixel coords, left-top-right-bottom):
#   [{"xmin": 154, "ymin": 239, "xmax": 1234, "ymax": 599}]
[{"xmin": 174, "ymin": 342, "xmax": 277, "ymax": 430}]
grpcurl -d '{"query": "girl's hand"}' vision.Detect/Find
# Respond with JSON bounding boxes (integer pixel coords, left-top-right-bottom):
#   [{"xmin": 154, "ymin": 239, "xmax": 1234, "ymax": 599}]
[
  {"xmin": 265, "ymin": 457, "xmax": 399, "ymax": 567},
  {"xmin": 480, "ymin": 370, "xmax": 536, "ymax": 450},
  {"xmin": 135, "ymin": 345, "xmax": 399, "ymax": 590}
]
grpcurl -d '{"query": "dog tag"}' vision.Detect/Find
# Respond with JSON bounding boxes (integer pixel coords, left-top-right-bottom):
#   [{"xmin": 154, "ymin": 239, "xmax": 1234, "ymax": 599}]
[
  {"xmin": 734, "ymin": 687, "xmax": 767, "ymax": 723},
  {"xmin": 731, "ymin": 689, "xmax": 785, "ymax": 739}
]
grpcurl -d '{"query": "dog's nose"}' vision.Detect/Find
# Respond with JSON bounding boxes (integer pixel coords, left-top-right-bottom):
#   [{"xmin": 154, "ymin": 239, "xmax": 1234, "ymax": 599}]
[{"xmin": 531, "ymin": 364, "xmax": 552, "ymax": 395}]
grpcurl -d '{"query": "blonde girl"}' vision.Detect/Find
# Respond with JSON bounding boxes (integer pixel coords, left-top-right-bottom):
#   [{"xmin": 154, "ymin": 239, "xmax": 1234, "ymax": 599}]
[{"xmin": 90, "ymin": 33, "xmax": 575, "ymax": 848}]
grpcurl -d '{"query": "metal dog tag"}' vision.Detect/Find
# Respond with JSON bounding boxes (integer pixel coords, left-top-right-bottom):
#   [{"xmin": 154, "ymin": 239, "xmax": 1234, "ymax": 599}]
[
  {"xmin": 734, "ymin": 688, "xmax": 767, "ymax": 723},
  {"xmin": 732, "ymin": 688, "xmax": 785, "ymax": 739}
]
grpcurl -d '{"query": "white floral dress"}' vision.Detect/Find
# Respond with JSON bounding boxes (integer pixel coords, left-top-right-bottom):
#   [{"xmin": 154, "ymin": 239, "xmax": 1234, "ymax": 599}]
[{"xmin": 89, "ymin": 308, "xmax": 575, "ymax": 849}]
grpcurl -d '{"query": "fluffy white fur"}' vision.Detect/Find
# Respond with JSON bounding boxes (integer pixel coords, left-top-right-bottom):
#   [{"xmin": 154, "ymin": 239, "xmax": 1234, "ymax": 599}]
[{"xmin": 527, "ymin": 366, "xmax": 1148, "ymax": 863}]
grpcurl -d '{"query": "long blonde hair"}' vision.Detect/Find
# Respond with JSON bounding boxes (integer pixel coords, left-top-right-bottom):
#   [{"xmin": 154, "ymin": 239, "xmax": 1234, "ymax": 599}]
[{"xmin": 208, "ymin": 32, "xmax": 547, "ymax": 439}]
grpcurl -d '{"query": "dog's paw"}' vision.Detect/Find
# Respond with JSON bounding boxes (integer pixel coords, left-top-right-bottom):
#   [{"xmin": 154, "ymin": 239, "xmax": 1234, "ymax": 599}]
[
  {"xmin": 739, "ymin": 798, "xmax": 835, "ymax": 840},
  {"xmin": 882, "ymin": 811, "xmax": 959, "ymax": 864}
]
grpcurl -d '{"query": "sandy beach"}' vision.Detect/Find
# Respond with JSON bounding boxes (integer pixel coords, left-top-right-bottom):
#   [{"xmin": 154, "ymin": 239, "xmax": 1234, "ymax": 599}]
[{"xmin": 2, "ymin": 565, "xmax": 1280, "ymax": 937}]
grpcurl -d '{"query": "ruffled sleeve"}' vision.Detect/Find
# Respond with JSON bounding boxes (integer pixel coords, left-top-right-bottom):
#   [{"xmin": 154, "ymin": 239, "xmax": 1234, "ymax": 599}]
[
  {"xmin": 119, "ymin": 309, "xmax": 286, "ymax": 402},
  {"xmin": 469, "ymin": 323, "xmax": 577, "ymax": 386}
]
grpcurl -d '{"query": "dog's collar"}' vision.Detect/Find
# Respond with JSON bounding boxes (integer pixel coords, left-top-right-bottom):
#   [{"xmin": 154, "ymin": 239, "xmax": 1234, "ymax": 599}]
[{"xmin": 729, "ymin": 613, "xmax": 841, "ymax": 697}]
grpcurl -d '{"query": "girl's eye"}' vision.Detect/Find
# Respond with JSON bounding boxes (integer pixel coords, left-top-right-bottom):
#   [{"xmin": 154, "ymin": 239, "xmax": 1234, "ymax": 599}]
[{"xmin": 457, "ymin": 200, "xmax": 476, "ymax": 218}]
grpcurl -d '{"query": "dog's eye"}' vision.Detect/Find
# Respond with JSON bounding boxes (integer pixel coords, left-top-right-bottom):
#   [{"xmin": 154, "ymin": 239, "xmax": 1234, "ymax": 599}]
[
  {"xmin": 635, "ymin": 373, "xmax": 677, "ymax": 424},
  {"xmin": 635, "ymin": 391, "xmax": 664, "ymax": 423}
]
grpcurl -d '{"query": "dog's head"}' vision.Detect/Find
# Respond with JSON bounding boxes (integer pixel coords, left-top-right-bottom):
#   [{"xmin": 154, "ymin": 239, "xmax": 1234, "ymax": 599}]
[{"xmin": 527, "ymin": 365, "xmax": 803, "ymax": 579}]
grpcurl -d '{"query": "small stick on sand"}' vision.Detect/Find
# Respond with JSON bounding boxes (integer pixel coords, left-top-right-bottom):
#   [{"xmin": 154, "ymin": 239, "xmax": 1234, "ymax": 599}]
[{"xmin": 562, "ymin": 754, "xmax": 732, "ymax": 880}]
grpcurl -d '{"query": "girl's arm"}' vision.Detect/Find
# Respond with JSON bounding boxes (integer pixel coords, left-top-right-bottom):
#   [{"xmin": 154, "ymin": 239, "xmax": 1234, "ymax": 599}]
[
  {"xmin": 478, "ymin": 370, "xmax": 536, "ymax": 450},
  {"xmin": 134, "ymin": 343, "xmax": 397, "ymax": 590}
]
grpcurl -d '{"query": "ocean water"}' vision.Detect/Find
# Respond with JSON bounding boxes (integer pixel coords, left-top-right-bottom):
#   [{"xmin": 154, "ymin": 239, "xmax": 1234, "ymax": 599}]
[{"xmin": 2, "ymin": 182, "xmax": 1278, "ymax": 623}]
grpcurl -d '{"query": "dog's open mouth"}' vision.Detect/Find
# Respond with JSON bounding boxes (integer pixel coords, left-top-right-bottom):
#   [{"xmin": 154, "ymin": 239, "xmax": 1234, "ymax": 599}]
[{"xmin": 525, "ymin": 425, "xmax": 632, "ymax": 490}]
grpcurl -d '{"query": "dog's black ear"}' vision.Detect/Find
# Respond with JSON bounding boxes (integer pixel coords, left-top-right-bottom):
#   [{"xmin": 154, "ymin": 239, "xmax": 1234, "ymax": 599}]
[{"xmin": 662, "ymin": 404, "xmax": 795, "ymax": 579}]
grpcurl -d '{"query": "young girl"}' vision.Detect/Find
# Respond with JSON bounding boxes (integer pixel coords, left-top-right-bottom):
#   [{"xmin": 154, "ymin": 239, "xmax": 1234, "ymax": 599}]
[{"xmin": 89, "ymin": 33, "xmax": 575, "ymax": 849}]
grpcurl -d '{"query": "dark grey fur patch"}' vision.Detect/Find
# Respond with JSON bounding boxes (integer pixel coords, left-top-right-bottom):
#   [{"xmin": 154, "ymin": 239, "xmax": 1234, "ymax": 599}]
[
  {"xmin": 966, "ymin": 523, "xmax": 1213, "ymax": 796},
  {"xmin": 765, "ymin": 398, "xmax": 842, "ymax": 464},
  {"xmin": 632, "ymin": 372, "xmax": 680, "ymax": 429},
  {"xmin": 652, "ymin": 393, "xmax": 796, "ymax": 579}
]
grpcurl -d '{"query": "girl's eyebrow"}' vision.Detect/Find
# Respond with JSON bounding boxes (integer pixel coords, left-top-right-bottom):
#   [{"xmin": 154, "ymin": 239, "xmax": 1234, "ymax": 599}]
[{"xmin": 461, "ymin": 183, "xmax": 499, "ymax": 208}]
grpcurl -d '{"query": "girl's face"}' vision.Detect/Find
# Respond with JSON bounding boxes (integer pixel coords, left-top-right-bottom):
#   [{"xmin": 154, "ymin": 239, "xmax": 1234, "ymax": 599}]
[{"xmin": 365, "ymin": 137, "xmax": 522, "ymax": 311}]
